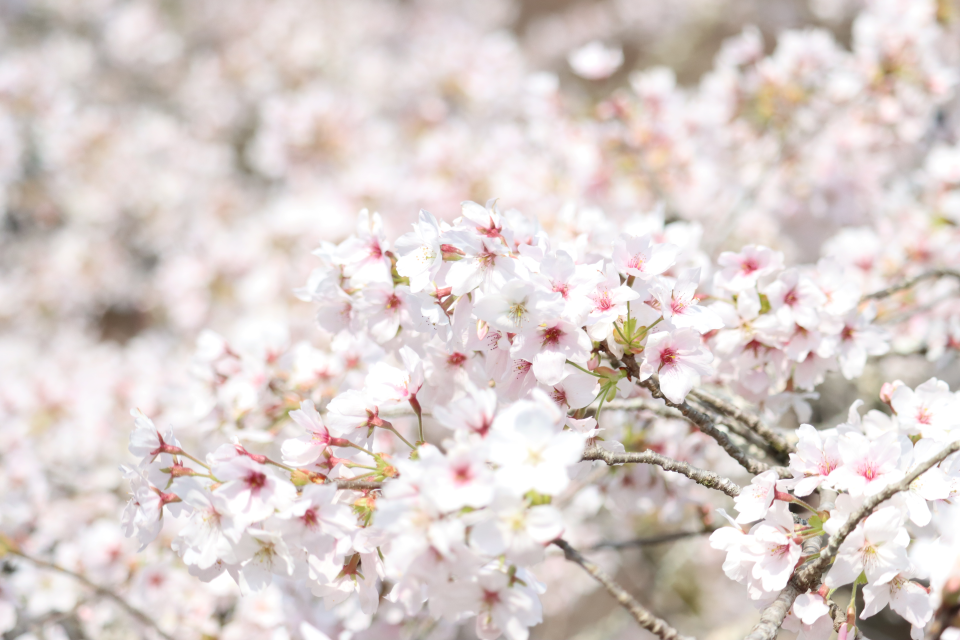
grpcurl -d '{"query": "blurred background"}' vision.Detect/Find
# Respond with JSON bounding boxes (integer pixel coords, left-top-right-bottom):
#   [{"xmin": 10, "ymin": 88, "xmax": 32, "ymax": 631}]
[{"xmin": 1, "ymin": 0, "xmax": 959, "ymax": 639}]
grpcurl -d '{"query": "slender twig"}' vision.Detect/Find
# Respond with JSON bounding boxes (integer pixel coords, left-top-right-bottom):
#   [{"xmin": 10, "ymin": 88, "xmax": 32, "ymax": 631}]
[
  {"xmin": 687, "ymin": 388, "xmax": 794, "ymax": 459},
  {"xmin": 552, "ymin": 538, "xmax": 694, "ymax": 640},
  {"xmin": 332, "ymin": 478, "xmax": 384, "ymax": 491},
  {"xmin": 582, "ymin": 445, "xmax": 742, "ymax": 498},
  {"xmin": 3, "ymin": 546, "xmax": 174, "ymax": 640},
  {"xmin": 743, "ymin": 440, "xmax": 960, "ymax": 640},
  {"xmin": 861, "ymin": 269, "xmax": 960, "ymax": 301},
  {"xmin": 589, "ymin": 527, "xmax": 717, "ymax": 551}
]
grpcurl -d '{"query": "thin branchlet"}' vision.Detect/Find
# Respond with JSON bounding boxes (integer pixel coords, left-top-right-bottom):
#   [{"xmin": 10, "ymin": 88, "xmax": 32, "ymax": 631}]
[
  {"xmin": 589, "ymin": 527, "xmax": 717, "ymax": 550},
  {"xmin": 582, "ymin": 444, "xmax": 741, "ymax": 498},
  {"xmin": 3, "ymin": 547, "xmax": 174, "ymax": 640},
  {"xmin": 333, "ymin": 478, "xmax": 384, "ymax": 491},
  {"xmin": 861, "ymin": 269, "xmax": 960, "ymax": 301},
  {"xmin": 552, "ymin": 538, "xmax": 695, "ymax": 640}
]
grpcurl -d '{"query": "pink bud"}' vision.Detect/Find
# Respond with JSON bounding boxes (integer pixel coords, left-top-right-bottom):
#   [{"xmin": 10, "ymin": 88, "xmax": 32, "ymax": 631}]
[
  {"xmin": 477, "ymin": 320, "xmax": 489, "ymax": 341},
  {"xmin": 440, "ymin": 244, "xmax": 465, "ymax": 259},
  {"xmin": 880, "ymin": 380, "xmax": 903, "ymax": 406},
  {"xmin": 233, "ymin": 444, "xmax": 267, "ymax": 464}
]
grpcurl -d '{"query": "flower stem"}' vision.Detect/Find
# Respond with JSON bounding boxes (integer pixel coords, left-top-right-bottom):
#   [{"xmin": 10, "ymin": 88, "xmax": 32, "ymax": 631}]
[
  {"xmin": 790, "ymin": 496, "xmax": 820, "ymax": 514},
  {"xmin": 346, "ymin": 441, "xmax": 378, "ymax": 457},
  {"xmin": 383, "ymin": 424, "xmax": 416, "ymax": 450},
  {"xmin": 178, "ymin": 451, "xmax": 210, "ymax": 471},
  {"xmin": 266, "ymin": 458, "xmax": 297, "ymax": 473},
  {"xmin": 567, "ymin": 360, "xmax": 603, "ymax": 377}
]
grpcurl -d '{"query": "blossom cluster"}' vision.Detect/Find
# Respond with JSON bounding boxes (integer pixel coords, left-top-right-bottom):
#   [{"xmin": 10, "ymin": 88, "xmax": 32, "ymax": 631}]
[{"xmin": 123, "ymin": 202, "xmax": 958, "ymax": 640}]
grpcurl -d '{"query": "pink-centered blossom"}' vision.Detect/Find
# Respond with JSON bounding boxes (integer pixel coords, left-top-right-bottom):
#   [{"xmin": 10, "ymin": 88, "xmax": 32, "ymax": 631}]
[
  {"xmin": 511, "ymin": 319, "xmax": 592, "ymax": 387},
  {"xmin": 639, "ymin": 329, "xmax": 714, "ymax": 403}
]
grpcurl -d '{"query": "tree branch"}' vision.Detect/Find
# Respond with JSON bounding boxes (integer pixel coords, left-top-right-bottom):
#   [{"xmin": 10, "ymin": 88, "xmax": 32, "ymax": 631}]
[
  {"xmin": 687, "ymin": 387, "xmax": 794, "ymax": 459},
  {"xmin": 743, "ymin": 440, "xmax": 960, "ymax": 640},
  {"xmin": 861, "ymin": 269, "xmax": 960, "ymax": 301},
  {"xmin": 636, "ymin": 377, "xmax": 786, "ymax": 478},
  {"xmin": 552, "ymin": 538, "xmax": 695, "ymax": 640},
  {"xmin": 2, "ymin": 545, "xmax": 174, "ymax": 640},
  {"xmin": 582, "ymin": 444, "xmax": 742, "ymax": 498},
  {"xmin": 589, "ymin": 527, "xmax": 717, "ymax": 551},
  {"xmin": 584, "ymin": 396, "xmax": 685, "ymax": 419},
  {"xmin": 333, "ymin": 478, "xmax": 384, "ymax": 491},
  {"xmin": 608, "ymin": 351, "xmax": 783, "ymax": 477}
]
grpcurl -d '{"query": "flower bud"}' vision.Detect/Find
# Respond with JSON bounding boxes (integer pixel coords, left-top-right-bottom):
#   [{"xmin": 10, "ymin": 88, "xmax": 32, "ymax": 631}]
[
  {"xmin": 879, "ymin": 380, "xmax": 904, "ymax": 405},
  {"xmin": 441, "ymin": 244, "xmax": 465, "ymax": 260}
]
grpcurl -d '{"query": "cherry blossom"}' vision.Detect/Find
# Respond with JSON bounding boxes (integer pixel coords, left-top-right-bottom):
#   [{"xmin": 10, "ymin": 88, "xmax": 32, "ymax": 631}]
[
  {"xmin": 825, "ymin": 507, "xmax": 911, "ymax": 588},
  {"xmin": 639, "ymin": 329, "xmax": 714, "ymax": 403}
]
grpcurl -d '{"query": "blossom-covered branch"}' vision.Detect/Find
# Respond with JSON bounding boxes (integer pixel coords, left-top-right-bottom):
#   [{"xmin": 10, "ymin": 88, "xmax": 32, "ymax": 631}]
[{"xmin": 743, "ymin": 439, "xmax": 960, "ymax": 640}]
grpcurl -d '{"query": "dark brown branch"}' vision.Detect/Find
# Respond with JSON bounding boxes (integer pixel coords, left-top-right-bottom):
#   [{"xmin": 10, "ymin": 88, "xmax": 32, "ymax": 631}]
[
  {"xmin": 638, "ymin": 377, "xmax": 786, "ymax": 477},
  {"xmin": 583, "ymin": 444, "xmax": 741, "ymax": 498},
  {"xmin": 687, "ymin": 387, "xmax": 794, "ymax": 459},
  {"xmin": 612, "ymin": 352, "xmax": 784, "ymax": 477},
  {"xmin": 552, "ymin": 538, "xmax": 694, "ymax": 640}
]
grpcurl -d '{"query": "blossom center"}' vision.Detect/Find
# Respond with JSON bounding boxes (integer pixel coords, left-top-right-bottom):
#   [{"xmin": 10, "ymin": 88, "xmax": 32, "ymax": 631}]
[
  {"xmin": 857, "ymin": 461, "xmax": 879, "ymax": 481},
  {"xmin": 740, "ymin": 258, "xmax": 760, "ymax": 274},
  {"xmin": 508, "ymin": 301, "xmax": 528, "ymax": 326},
  {"xmin": 593, "ymin": 290, "xmax": 613, "ymax": 312},
  {"xmin": 245, "ymin": 470, "xmax": 267, "ymax": 491},
  {"xmin": 301, "ymin": 508, "xmax": 320, "ymax": 530},
  {"xmin": 477, "ymin": 249, "xmax": 497, "ymax": 268},
  {"xmin": 452, "ymin": 463, "xmax": 474, "ymax": 485},
  {"xmin": 541, "ymin": 326, "xmax": 563, "ymax": 346},
  {"xmin": 659, "ymin": 347, "xmax": 678, "ymax": 366},
  {"xmin": 627, "ymin": 253, "xmax": 646, "ymax": 270}
]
